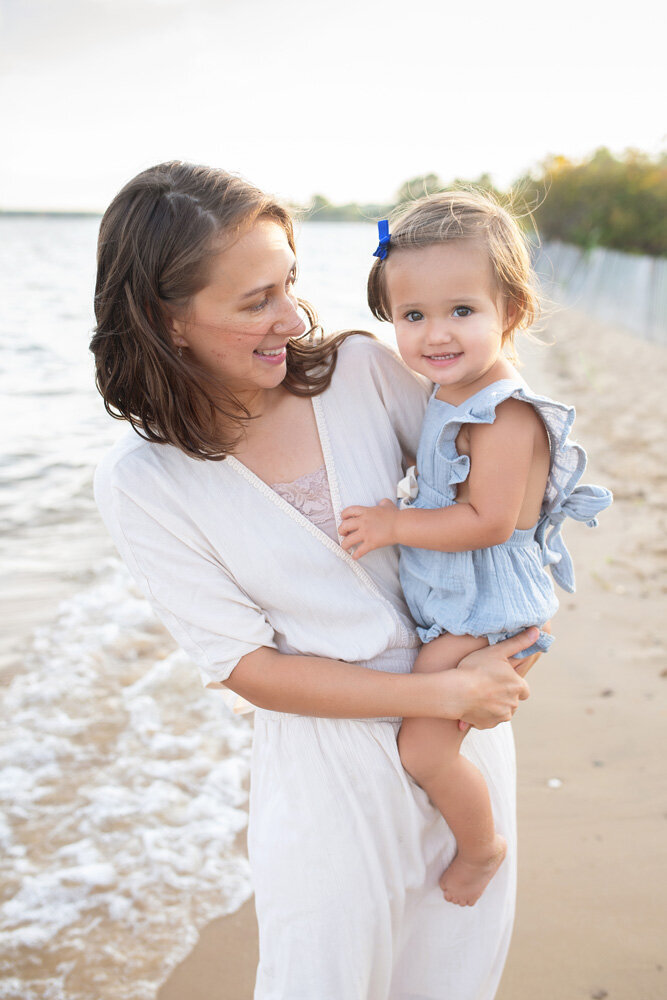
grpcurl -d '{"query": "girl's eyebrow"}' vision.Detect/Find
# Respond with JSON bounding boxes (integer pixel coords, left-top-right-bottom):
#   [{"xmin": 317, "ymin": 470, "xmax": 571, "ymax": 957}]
[{"xmin": 396, "ymin": 294, "xmax": 486, "ymax": 310}]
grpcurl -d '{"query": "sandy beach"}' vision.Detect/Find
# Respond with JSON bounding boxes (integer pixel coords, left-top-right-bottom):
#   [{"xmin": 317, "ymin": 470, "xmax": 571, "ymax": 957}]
[{"xmin": 157, "ymin": 309, "xmax": 667, "ymax": 1000}]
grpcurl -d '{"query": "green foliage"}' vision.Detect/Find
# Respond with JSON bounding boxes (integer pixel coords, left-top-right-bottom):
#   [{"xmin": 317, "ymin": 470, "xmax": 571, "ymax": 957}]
[
  {"xmin": 301, "ymin": 148, "xmax": 667, "ymax": 257},
  {"xmin": 518, "ymin": 148, "xmax": 667, "ymax": 256},
  {"xmin": 396, "ymin": 173, "xmax": 445, "ymax": 204},
  {"xmin": 304, "ymin": 193, "xmax": 392, "ymax": 222}
]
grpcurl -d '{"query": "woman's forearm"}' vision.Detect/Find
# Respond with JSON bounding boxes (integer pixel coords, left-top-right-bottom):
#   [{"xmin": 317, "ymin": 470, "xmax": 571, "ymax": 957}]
[
  {"xmin": 226, "ymin": 648, "xmax": 459, "ymax": 718},
  {"xmin": 224, "ymin": 629, "xmax": 534, "ymax": 728}
]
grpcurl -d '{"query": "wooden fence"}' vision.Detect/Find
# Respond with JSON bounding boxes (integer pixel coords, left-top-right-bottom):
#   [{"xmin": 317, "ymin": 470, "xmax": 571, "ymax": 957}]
[{"xmin": 533, "ymin": 241, "xmax": 667, "ymax": 345}]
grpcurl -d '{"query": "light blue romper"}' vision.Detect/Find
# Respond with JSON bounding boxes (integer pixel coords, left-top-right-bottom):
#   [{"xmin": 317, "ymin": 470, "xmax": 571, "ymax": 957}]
[{"xmin": 399, "ymin": 379, "xmax": 613, "ymax": 657}]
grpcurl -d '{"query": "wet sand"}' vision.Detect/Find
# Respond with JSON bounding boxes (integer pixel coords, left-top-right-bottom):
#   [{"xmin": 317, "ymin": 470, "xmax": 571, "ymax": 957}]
[{"xmin": 159, "ymin": 308, "xmax": 667, "ymax": 999}]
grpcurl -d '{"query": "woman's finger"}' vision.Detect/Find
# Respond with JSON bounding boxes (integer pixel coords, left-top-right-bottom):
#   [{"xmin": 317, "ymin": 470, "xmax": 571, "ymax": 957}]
[
  {"xmin": 511, "ymin": 652, "xmax": 542, "ymax": 678},
  {"xmin": 492, "ymin": 627, "xmax": 538, "ymax": 659}
]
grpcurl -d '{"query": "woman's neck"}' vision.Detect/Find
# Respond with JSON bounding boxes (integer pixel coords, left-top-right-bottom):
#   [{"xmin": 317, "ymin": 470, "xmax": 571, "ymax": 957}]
[{"xmin": 228, "ymin": 387, "xmax": 326, "ymax": 484}]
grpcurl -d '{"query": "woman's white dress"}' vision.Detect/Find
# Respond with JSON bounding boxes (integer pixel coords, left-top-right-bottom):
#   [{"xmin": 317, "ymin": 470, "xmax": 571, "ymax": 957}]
[{"xmin": 95, "ymin": 336, "xmax": 517, "ymax": 1000}]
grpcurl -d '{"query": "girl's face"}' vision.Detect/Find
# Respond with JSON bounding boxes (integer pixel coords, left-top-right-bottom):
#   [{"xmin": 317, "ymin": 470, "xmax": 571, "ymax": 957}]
[
  {"xmin": 386, "ymin": 239, "xmax": 514, "ymax": 399},
  {"xmin": 170, "ymin": 219, "xmax": 306, "ymax": 403}
]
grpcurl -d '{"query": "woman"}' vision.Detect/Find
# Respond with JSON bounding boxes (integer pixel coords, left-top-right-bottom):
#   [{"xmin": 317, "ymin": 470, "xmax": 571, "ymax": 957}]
[{"xmin": 91, "ymin": 161, "xmax": 538, "ymax": 1000}]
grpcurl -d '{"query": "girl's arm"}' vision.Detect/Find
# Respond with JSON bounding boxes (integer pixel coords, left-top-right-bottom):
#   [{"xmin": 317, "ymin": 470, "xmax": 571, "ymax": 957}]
[
  {"xmin": 223, "ymin": 627, "xmax": 536, "ymax": 729},
  {"xmin": 339, "ymin": 397, "xmax": 539, "ymax": 559}
]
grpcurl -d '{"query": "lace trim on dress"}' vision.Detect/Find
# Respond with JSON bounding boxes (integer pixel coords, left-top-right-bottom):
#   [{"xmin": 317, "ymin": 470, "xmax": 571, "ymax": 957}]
[{"xmin": 271, "ymin": 465, "xmax": 339, "ymax": 542}]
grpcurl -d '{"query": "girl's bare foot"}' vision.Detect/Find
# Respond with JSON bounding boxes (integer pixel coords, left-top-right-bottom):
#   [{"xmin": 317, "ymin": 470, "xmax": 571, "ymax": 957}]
[{"xmin": 439, "ymin": 835, "xmax": 507, "ymax": 906}]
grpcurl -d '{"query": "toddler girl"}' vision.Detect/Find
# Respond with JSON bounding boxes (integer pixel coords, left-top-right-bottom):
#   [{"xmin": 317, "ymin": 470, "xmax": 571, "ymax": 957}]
[{"xmin": 339, "ymin": 191, "xmax": 612, "ymax": 907}]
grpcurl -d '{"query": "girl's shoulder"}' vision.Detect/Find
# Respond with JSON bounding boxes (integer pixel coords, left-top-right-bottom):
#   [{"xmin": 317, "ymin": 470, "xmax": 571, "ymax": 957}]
[
  {"xmin": 429, "ymin": 376, "xmax": 583, "ymax": 475},
  {"xmin": 452, "ymin": 377, "xmax": 577, "ymax": 435}
]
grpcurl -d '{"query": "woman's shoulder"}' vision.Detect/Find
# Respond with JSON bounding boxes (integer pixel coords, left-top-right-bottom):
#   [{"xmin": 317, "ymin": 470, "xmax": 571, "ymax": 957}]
[
  {"xmin": 94, "ymin": 428, "xmax": 205, "ymax": 505},
  {"xmin": 333, "ymin": 332, "xmax": 430, "ymax": 396},
  {"xmin": 335, "ymin": 330, "xmax": 408, "ymax": 366}
]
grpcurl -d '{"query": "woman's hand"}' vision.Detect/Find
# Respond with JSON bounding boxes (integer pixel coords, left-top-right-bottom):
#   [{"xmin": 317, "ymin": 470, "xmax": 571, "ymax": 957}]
[
  {"xmin": 511, "ymin": 620, "xmax": 552, "ymax": 679},
  {"xmin": 451, "ymin": 628, "xmax": 536, "ymax": 730},
  {"xmin": 339, "ymin": 499, "xmax": 399, "ymax": 558}
]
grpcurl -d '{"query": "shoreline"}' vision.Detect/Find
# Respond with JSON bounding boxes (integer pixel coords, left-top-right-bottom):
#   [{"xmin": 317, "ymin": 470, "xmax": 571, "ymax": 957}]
[{"xmin": 158, "ymin": 310, "xmax": 667, "ymax": 999}]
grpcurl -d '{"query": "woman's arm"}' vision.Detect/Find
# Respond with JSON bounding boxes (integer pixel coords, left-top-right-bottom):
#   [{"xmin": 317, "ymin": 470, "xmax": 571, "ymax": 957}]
[
  {"xmin": 224, "ymin": 627, "xmax": 536, "ymax": 728},
  {"xmin": 340, "ymin": 397, "xmax": 538, "ymax": 558}
]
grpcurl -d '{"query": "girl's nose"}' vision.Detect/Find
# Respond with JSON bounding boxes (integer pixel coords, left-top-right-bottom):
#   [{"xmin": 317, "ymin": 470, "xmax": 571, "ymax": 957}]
[{"xmin": 430, "ymin": 322, "xmax": 453, "ymax": 344}]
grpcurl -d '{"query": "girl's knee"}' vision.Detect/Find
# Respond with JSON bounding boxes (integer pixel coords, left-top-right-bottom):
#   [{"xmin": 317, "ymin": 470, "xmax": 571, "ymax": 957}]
[{"xmin": 398, "ymin": 719, "xmax": 458, "ymax": 784}]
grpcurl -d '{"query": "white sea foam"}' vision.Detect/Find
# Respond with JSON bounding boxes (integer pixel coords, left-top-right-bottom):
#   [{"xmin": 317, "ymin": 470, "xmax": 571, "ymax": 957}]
[{"xmin": 0, "ymin": 559, "xmax": 253, "ymax": 999}]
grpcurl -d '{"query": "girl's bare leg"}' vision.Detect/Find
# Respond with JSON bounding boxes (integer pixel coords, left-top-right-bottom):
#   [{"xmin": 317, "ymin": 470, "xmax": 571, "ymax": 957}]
[{"xmin": 398, "ymin": 633, "xmax": 507, "ymax": 906}]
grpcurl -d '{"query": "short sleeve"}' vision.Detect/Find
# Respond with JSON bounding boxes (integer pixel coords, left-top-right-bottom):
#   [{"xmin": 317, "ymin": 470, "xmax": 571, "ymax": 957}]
[{"xmin": 104, "ymin": 486, "xmax": 277, "ymax": 689}]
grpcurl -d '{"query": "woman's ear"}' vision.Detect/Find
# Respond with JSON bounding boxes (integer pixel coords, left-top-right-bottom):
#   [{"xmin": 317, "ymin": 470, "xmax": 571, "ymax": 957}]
[{"xmin": 163, "ymin": 304, "xmax": 189, "ymax": 348}]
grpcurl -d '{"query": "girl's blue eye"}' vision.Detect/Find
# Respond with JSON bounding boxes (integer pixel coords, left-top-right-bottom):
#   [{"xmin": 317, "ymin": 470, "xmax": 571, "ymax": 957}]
[
  {"xmin": 249, "ymin": 298, "xmax": 269, "ymax": 313},
  {"xmin": 406, "ymin": 311, "xmax": 423, "ymax": 322},
  {"xmin": 453, "ymin": 306, "xmax": 472, "ymax": 318}
]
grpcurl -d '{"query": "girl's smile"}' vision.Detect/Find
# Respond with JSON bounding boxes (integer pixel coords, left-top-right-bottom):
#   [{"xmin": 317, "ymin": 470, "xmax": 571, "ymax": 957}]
[{"xmin": 422, "ymin": 351, "xmax": 462, "ymax": 367}]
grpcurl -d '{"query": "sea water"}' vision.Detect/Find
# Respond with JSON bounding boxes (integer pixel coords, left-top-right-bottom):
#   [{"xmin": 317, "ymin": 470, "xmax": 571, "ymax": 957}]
[{"xmin": 0, "ymin": 215, "xmax": 388, "ymax": 999}]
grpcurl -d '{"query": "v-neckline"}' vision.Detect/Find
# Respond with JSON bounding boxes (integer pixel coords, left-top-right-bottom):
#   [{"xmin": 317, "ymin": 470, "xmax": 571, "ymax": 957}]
[
  {"xmin": 226, "ymin": 395, "xmax": 343, "ymax": 549},
  {"xmin": 225, "ymin": 394, "xmax": 412, "ymax": 646}
]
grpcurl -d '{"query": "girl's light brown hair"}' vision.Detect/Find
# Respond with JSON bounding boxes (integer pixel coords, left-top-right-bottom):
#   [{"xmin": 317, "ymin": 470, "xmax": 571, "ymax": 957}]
[
  {"xmin": 91, "ymin": 160, "xmax": 364, "ymax": 459},
  {"xmin": 367, "ymin": 189, "xmax": 540, "ymax": 360}
]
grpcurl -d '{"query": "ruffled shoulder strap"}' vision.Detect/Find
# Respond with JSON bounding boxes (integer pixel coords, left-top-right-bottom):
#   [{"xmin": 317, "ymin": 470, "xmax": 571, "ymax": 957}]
[
  {"xmin": 428, "ymin": 380, "xmax": 527, "ymax": 489},
  {"xmin": 433, "ymin": 379, "xmax": 613, "ymax": 592},
  {"xmin": 502, "ymin": 383, "xmax": 612, "ymax": 592}
]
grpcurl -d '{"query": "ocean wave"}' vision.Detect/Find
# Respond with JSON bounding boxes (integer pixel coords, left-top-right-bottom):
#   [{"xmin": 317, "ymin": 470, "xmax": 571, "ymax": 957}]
[{"xmin": 0, "ymin": 558, "xmax": 254, "ymax": 1000}]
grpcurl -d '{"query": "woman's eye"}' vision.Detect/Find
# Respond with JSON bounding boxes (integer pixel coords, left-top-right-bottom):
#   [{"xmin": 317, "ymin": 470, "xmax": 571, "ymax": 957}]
[
  {"xmin": 405, "ymin": 310, "xmax": 423, "ymax": 322},
  {"xmin": 453, "ymin": 306, "xmax": 472, "ymax": 318},
  {"xmin": 249, "ymin": 297, "xmax": 269, "ymax": 313}
]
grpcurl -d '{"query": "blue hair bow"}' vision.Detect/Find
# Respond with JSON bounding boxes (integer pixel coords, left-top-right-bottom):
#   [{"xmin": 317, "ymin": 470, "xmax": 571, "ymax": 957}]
[{"xmin": 373, "ymin": 219, "xmax": 390, "ymax": 260}]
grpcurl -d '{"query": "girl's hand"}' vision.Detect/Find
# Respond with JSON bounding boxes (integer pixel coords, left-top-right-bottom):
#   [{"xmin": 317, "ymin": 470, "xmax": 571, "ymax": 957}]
[
  {"xmin": 339, "ymin": 499, "xmax": 399, "ymax": 558},
  {"xmin": 453, "ymin": 628, "xmax": 536, "ymax": 730}
]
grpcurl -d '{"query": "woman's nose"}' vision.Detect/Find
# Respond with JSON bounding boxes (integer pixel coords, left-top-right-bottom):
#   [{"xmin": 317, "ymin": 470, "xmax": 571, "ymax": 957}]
[{"xmin": 273, "ymin": 294, "xmax": 306, "ymax": 337}]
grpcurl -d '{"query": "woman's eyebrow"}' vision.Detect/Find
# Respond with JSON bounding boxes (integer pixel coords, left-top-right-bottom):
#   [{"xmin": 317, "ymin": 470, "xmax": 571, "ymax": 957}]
[
  {"xmin": 239, "ymin": 282, "xmax": 274, "ymax": 301},
  {"xmin": 239, "ymin": 258, "xmax": 297, "ymax": 300}
]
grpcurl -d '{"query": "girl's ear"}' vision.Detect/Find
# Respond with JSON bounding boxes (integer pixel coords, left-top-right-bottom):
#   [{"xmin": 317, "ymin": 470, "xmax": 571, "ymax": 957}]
[{"xmin": 504, "ymin": 300, "xmax": 518, "ymax": 332}]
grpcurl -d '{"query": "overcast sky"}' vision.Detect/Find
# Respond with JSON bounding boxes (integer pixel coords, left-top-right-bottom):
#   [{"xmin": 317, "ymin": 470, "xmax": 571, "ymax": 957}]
[{"xmin": 1, "ymin": 0, "xmax": 664, "ymax": 211}]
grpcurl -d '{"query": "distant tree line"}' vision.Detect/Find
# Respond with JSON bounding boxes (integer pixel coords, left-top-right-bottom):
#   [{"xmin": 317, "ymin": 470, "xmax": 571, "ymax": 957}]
[
  {"xmin": 518, "ymin": 148, "xmax": 666, "ymax": 256},
  {"xmin": 302, "ymin": 148, "xmax": 667, "ymax": 257}
]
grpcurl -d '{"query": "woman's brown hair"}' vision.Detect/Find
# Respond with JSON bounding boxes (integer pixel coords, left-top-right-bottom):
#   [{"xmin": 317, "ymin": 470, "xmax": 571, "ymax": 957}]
[
  {"xmin": 91, "ymin": 161, "xmax": 364, "ymax": 459},
  {"xmin": 367, "ymin": 189, "xmax": 540, "ymax": 361}
]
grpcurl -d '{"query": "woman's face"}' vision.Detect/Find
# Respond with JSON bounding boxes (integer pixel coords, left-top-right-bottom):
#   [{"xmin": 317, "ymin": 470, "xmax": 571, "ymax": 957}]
[{"xmin": 171, "ymin": 219, "xmax": 306, "ymax": 400}]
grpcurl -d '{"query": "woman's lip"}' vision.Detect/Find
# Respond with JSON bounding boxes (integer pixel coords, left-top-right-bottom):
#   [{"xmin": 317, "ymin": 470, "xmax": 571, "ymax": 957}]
[{"xmin": 253, "ymin": 346, "xmax": 287, "ymax": 364}]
